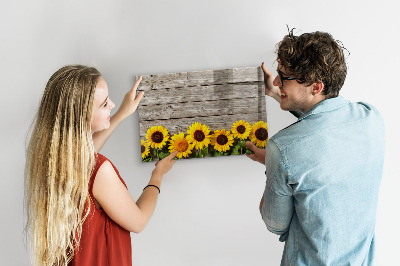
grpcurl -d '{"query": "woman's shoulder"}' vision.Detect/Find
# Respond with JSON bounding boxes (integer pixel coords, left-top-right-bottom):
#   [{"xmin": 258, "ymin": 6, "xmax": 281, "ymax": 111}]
[
  {"xmin": 95, "ymin": 153, "xmax": 109, "ymax": 164},
  {"xmin": 94, "ymin": 153, "xmax": 127, "ymax": 188},
  {"xmin": 91, "ymin": 153, "xmax": 109, "ymax": 179},
  {"xmin": 90, "ymin": 154, "xmax": 115, "ymax": 194}
]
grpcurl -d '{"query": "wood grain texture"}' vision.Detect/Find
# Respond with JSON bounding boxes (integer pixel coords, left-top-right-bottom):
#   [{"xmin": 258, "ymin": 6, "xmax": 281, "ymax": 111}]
[
  {"xmin": 137, "ymin": 66, "xmax": 267, "ymax": 139},
  {"xmin": 138, "ymin": 67, "xmax": 263, "ymax": 90},
  {"xmin": 139, "ymin": 83, "xmax": 264, "ymax": 106},
  {"xmin": 139, "ymin": 98, "xmax": 266, "ymax": 120}
]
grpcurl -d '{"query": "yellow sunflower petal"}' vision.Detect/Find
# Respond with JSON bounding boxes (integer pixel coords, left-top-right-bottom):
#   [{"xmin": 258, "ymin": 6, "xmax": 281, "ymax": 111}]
[
  {"xmin": 250, "ymin": 121, "xmax": 268, "ymax": 148},
  {"xmin": 212, "ymin": 129, "xmax": 234, "ymax": 152},
  {"xmin": 141, "ymin": 139, "xmax": 150, "ymax": 159},
  {"xmin": 169, "ymin": 132, "xmax": 194, "ymax": 159},
  {"xmin": 146, "ymin": 125, "xmax": 170, "ymax": 149},
  {"xmin": 187, "ymin": 122, "xmax": 211, "ymax": 150},
  {"xmin": 231, "ymin": 120, "xmax": 252, "ymax": 140}
]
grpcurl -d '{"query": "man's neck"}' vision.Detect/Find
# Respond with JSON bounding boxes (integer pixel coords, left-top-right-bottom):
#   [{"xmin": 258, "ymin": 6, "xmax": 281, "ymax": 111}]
[{"xmin": 301, "ymin": 95, "xmax": 327, "ymax": 113}]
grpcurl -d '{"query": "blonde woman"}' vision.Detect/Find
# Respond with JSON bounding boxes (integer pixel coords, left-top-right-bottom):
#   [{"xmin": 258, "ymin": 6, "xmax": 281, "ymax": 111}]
[{"xmin": 25, "ymin": 65, "xmax": 177, "ymax": 266}]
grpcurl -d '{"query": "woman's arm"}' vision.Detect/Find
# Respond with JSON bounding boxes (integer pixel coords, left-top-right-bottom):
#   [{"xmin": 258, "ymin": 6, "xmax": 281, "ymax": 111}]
[
  {"xmin": 93, "ymin": 151, "xmax": 178, "ymax": 233},
  {"xmin": 92, "ymin": 77, "xmax": 144, "ymax": 152}
]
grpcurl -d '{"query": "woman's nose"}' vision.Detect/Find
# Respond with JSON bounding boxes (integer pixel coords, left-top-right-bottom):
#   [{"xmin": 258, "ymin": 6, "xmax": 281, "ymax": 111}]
[{"xmin": 109, "ymin": 100, "xmax": 115, "ymax": 109}]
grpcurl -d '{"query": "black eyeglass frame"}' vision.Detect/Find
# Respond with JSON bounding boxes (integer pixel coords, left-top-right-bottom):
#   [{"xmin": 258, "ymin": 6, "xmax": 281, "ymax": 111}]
[{"xmin": 277, "ymin": 70, "xmax": 297, "ymax": 86}]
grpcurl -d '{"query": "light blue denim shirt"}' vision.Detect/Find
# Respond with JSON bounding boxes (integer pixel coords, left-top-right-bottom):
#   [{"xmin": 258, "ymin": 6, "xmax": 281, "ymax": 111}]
[{"xmin": 261, "ymin": 96, "xmax": 385, "ymax": 266}]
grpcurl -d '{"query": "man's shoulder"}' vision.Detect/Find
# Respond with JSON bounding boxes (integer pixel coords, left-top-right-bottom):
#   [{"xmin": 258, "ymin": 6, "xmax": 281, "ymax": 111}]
[
  {"xmin": 352, "ymin": 101, "xmax": 382, "ymax": 117},
  {"xmin": 346, "ymin": 101, "xmax": 384, "ymax": 131},
  {"xmin": 269, "ymin": 121, "xmax": 306, "ymax": 150},
  {"xmin": 270, "ymin": 98, "xmax": 384, "ymax": 148}
]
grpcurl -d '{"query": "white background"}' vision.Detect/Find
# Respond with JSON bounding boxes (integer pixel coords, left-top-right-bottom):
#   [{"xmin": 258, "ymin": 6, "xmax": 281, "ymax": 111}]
[{"xmin": 1, "ymin": 0, "xmax": 399, "ymax": 265}]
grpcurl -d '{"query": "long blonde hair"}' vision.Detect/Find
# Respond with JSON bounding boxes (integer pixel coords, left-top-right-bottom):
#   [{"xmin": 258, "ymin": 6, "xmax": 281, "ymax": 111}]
[{"xmin": 25, "ymin": 65, "xmax": 101, "ymax": 265}]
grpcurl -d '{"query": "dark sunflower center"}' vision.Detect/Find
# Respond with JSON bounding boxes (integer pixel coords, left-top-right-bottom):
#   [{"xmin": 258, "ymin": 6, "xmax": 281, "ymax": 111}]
[
  {"xmin": 216, "ymin": 134, "xmax": 228, "ymax": 145},
  {"xmin": 151, "ymin": 131, "xmax": 164, "ymax": 143},
  {"xmin": 237, "ymin": 125, "xmax": 246, "ymax": 134},
  {"xmin": 255, "ymin": 128, "xmax": 268, "ymax": 141},
  {"xmin": 141, "ymin": 145, "xmax": 145, "ymax": 153},
  {"xmin": 194, "ymin": 130, "xmax": 205, "ymax": 142}
]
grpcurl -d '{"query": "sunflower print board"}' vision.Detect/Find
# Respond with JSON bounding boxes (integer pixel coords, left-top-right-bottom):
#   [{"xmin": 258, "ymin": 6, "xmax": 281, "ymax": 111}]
[{"xmin": 137, "ymin": 67, "xmax": 268, "ymax": 162}]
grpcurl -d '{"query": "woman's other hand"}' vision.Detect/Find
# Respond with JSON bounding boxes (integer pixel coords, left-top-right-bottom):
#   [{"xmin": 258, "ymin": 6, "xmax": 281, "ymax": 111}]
[{"xmin": 152, "ymin": 151, "xmax": 178, "ymax": 179}]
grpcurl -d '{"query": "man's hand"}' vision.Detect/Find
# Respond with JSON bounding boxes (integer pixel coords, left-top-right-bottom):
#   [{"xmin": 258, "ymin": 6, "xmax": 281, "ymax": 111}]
[
  {"xmin": 261, "ymin": 62, "xmax": 281, "ymax": 103},
  {"xmin": 245, "ymin": 141, "xmax": 266, "ymax": 165}
]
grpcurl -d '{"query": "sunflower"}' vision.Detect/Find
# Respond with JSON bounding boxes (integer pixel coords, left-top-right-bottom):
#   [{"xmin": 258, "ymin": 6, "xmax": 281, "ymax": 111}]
[
  {"xmin": 141, "ymin": 139, "xmax": 150, "ymax": 159},
  {"xmin": 250, "ymin": 121, "xmax": 268, "ymax": 148},
  {"xmin": 211, "ymin": 129, "xmax": 234, "ymax": 152},
  {"xmin": 146, "ymin": 125, "xmax": 169, "ymax": 149},
  {"xmin": 231, "ymin": 120, "xmax": 251, "ymax": 140},
  {"xmin": 168, "ymin": 132, "xmax": 194, "ymax": 159},
  {"xmin": 187, "ymin": 122, "xmax": 211, "ymax": 150}
]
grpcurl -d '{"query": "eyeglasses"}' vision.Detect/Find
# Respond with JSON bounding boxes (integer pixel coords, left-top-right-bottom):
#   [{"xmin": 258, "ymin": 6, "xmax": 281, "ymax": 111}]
[{"xmin": 277, "ymin": 70, "xmax": 297, "ymax": 86}]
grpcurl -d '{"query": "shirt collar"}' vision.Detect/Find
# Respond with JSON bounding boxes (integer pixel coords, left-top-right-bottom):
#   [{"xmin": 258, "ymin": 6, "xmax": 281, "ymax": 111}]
[{"xmin": 298, "ymin": 95, "xmax": 350, "ymax": 121}]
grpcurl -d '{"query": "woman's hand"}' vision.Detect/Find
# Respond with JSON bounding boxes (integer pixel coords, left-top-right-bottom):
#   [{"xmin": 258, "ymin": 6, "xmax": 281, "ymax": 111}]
[
  {"xmin": 152, "ymin": 151, "xmax": 178, "ymax": 179},
  {"xmin": 261, "ymin": 62, "xmax": 281, "ymax": 103},
  {"xmin": 115, "ymin": 76, "xmax": 144, "ymax": 120},
  {"xmin": 92, "ymin": 77, "xmax": 144, "ymax": 152}
]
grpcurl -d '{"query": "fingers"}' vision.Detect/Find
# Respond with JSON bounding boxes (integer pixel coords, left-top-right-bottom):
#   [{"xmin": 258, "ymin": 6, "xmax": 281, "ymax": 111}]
[
  {"xmin": 134, "ymin": 76, "xmax": 142, "ymax": 87},
  {"xmin": 128, "ymin": 77, "xmax": 144, "ymax": 106},
  {"xmin": 245, "ymin": 141, "xmax": 257, "ymax": 152},
  {"xmin": 167, "ymin": 151, "xmax": 178, "ymax": 160},
  {"xmin": 154, "ymin": 151, "xmax": 177, "ymax": 176},
  {"xmin": 135, "ymin": 91, "xmax": 144, "ymax": 103},
  {"xmin": 130, "ymin": 76, "xmax": 143, "ymax": 96},
  {"xmin": 261, "ymin": 62, "xmax": 272, "ymax": 76},
  {"xmin": 158, "ymin": 151, "xmax": 178, "ymax": 164},
  {"xmin": 245, "ymin": 141, "xmax": 261, "ymax": 163},
  {"xmin": 245, "ymin": 153, "xmax": 257, "ymax": 162}
]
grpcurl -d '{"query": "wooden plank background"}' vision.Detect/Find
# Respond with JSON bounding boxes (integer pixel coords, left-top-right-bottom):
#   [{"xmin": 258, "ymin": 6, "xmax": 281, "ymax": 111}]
[{"xmin": 137, "ymin": 67, "xmax": 267, "ymax": 139}]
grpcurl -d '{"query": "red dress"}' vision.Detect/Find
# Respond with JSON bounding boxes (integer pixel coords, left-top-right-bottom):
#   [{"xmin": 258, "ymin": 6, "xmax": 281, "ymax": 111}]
[{"xmin": 69, "ymin": 153, "xmax": 132, "ymax": 266}]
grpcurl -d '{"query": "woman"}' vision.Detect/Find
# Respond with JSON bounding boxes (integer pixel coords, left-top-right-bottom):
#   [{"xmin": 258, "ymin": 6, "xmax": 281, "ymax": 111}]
[{"xmin": 25, "ymin": 65, "xmax": 177, "ymax": 265}]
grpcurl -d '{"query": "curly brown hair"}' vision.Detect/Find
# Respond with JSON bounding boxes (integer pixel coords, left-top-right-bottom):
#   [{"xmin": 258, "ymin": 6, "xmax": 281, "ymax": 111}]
[{"xmin": 277, "ymin": 30, "xmax": 348, "ymax": 98}]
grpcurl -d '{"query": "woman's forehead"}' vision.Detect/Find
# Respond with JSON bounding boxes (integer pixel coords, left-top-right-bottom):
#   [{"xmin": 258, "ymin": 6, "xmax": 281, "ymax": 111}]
[{"xmin": 94, "ymin": 78, "xmax": 108, "ymax": 102}]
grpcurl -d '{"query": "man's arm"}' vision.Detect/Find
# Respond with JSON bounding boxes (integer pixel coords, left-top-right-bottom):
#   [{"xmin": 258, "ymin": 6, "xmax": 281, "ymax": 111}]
[
  {"xmin": 246, "ymin": 139, "xmax": 294, "ymax": 239},
  {"xmin": 93, "ymin": 77, "xmax": 144, "ymax": 152},
  {"xmin": 261, "ymin": 62, "xmax": 282, "ymax": 102},
  {"xmin": 260, "ymin": 139, "xmax": 294, "ymax": 240},
  {"xmin": 261, "ymin": 62, "xmax": 301, "ymax": 119}
]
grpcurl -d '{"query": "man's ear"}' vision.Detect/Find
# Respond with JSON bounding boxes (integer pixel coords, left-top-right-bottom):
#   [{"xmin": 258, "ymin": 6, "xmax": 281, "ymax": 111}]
[{"xmin": 312, "ymin": 82, "xmax": 324, "ymax": 96}]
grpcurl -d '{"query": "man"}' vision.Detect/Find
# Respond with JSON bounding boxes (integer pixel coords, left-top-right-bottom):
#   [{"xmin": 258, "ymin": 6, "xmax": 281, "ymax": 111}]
[{"xmin": 246, "ymin": 31, "xmax": 385, "ymax": 265}]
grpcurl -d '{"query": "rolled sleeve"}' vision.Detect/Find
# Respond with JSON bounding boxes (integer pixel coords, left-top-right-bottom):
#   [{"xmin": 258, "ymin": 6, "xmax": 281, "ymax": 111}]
[{"xmin": 260, "ymin": 139, "xmax": 294, "ymax": 240}]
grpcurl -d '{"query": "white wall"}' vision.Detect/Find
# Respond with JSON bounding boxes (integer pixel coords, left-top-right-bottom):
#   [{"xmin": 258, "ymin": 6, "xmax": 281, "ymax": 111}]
[{"xmin": 1, "ymin": 0, "xmax": 399, "ymax": 265}]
